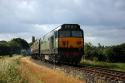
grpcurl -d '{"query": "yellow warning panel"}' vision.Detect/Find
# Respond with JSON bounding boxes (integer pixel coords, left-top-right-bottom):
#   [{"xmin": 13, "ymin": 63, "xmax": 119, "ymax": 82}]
[{"xmin": 59, "ymin": 37, "xmax": 84, "ymax": 48}]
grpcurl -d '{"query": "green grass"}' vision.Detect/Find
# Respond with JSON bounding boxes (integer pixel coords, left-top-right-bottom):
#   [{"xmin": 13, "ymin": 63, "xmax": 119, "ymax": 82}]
[
  {"xmin": 0, "ymin": 56, "xmax": 28, "ymax": 83},
  {"xmin": 81, "ymin": 60, "xmax": 125, "ymax": 72}
]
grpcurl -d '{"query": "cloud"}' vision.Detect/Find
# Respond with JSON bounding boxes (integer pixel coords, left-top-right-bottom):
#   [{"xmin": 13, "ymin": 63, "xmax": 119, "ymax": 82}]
[
  {"xmin": 0, "ymin": 0, "xmax": 125, "ymax": 46},
  {"xmin": 83, "ymin": 25, "xmax": 125, "ymax": 45},
  {"xmin": 1, "ymin": 0, "xmax": 125, "ymax": 25},
  {"xmin": 0, "ymin": 32, "xmax": 31, "ymax": 42}
]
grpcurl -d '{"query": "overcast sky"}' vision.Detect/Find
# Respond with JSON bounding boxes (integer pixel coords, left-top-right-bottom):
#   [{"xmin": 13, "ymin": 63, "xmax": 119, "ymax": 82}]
[{"xmin": 0, "ymin": 0, "xmax": 125, "ymax": 46}]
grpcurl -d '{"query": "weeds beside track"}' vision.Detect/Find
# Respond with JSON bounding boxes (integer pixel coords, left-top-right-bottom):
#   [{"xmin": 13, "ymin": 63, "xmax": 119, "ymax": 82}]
[
  {"xmin": 31, "ymin": 58, "xmax": 125, "ymax": 83},
  {"xmin": 0, "ymin": 56, "xmax": 27, "ymax": 83}
]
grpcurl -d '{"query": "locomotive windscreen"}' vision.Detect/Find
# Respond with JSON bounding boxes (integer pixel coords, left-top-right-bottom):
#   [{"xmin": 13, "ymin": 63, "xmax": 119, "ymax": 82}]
[
  {"xmin": 59, "ymin": 24, "xmax": 82, "ymax": 37},
  {"xmin": 71, "ymin": 31, "xmax": 83, "ymax": 37},
  {"xmin": 59, "ymin": 31, "xmax": 70, "ymax": 37},
  {"xmin": 59, "ymin": 31, "xmax": 83, "ymax": 37}
]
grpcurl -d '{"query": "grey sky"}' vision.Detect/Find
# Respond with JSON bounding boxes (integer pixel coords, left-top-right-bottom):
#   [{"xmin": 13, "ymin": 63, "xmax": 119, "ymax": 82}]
[{"xmin": 0, "ymin": 0, "xmax": 125, "ymax": 46}]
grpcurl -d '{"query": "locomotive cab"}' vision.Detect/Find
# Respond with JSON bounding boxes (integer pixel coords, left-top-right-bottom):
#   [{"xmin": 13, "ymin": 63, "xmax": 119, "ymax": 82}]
[{"xmin": 58, "ymin": 24, "xmax": 84, "ymax": 64}]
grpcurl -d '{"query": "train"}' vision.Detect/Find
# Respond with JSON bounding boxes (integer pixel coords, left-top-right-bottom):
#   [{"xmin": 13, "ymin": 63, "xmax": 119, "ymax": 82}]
[{"xmin": 31, "ymin": 24, "xmax": 84, "ymax": 65}]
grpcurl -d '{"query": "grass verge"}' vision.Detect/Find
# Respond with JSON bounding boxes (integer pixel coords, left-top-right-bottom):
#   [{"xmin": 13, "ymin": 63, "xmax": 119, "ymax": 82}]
[
  {"xmin": 19, "ymin": 58, "xmax": 44, "ymax": 83},
  {"xmin": 0, "ymin": 56, "xmax": 27, "ymax": 83},
  {"xmin": 81, "ymin": 60, "xmax": 125, "ymax": 72},
  {"xmin": 20, "ymin": 57, "xmax": 83, "ymax": 83}
]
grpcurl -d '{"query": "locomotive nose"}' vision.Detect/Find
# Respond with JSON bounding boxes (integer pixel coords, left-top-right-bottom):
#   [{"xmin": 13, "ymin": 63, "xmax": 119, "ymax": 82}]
[{"xmin": 59, "ymin": 38, "xmax": 83, "ymax": 48}]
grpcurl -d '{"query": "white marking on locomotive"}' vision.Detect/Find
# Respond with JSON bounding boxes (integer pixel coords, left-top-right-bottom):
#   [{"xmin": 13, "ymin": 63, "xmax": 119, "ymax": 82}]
[{"xmin": 45, "ymin": 55, "xmax": 49, "ymax": 60}]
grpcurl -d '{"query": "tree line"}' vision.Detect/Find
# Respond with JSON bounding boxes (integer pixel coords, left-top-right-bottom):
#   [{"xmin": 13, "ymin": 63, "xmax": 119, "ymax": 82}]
[
  {"xmin": 1, "ymin": 37, "xmax": 125, "ymax": 62},
  {"xmin": 0, "ymin": 38, "xmax": 30, "ymax": 56},
  {"xmin": 84, "ymin": 43, "xmax": 125, "ymax": 62}
]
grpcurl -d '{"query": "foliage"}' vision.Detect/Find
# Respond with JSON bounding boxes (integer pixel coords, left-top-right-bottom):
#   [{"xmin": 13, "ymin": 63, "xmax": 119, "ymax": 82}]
[
  {"xmin": 0, "ymin": 41, "xmax": 10, "ymax": 55},
  {"xmin": 84, "ymin": 43, "xmax": 125, "ymax": 62},
  {"xmin": 0, "ymin": 38, "xmax": 30, "ymax": 56},
  {"xmin": 9, "ymin": 38, "xmax": 30, "ymax": 49},
  {"xmin": 81, "ymin": 60, "xmax": 125, "ymax": 72}
]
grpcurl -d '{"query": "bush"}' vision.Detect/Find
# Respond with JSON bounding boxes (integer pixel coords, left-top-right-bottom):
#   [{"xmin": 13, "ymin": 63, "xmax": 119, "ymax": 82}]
[{"xmin": 84, "ymin": 43, "xmax": 125, "ymax": 62}]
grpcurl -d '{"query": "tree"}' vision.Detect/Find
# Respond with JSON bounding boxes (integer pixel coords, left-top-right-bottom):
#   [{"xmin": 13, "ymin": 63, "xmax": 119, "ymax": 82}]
[
  {"xmin": 8, "ymin": 38, "xmax": 30, "ymax": 55},
  {"xmin": 110, "ymin": 43, "xmax": 125, "ymax": 62},
  {"xmin": 0, "ymin": 38, "xmax": 30, "ymax": 56},
  {"xmin": 84, "ymin": 43, "xmax": 125, "ymax": 62},
  {"xmin": 9, "ymin": 38, "xmax": 30, "ymax": 49},
  {"xmin": 9, "ymin": 38, "xmax": 30, "ymax": 54},
  {"xmin": 0, "ymin": 41, "xmax": 10, "ymax": 55},
  {"xmin": 84, "ymin": 43, "xmax": 97, "ymax": 60}
]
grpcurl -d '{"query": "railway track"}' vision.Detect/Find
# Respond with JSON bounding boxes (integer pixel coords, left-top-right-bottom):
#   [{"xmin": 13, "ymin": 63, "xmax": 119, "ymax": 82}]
[
  {"xmin": 31, "ymin": 58, "xmax": 125, "ymax": 83},
  {"xmin": 64, "ymin": 65, "xmax": 125, "ymax": 83}
]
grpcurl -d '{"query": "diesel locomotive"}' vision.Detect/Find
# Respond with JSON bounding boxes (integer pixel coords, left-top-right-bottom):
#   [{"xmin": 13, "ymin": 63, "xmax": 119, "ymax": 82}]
[{"xmin": 31, "ymin": 24, "xmax": 84, "ymax": 65}]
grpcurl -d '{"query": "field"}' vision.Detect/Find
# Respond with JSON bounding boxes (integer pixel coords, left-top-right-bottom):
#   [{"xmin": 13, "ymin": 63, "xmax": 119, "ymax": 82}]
[
  {"xmin": 81, "ymin": 60, "xmax": 125, "ymax": 72},
  {"xmin": 0, "ymin": 56, "xmax": 83, "ymax": 83}
]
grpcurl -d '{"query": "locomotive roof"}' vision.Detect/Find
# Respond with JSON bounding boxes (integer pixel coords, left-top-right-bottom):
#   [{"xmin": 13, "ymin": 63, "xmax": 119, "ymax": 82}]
[
  {"xmin": 41, "ymin": 24, "xmax": 81, "ymax": 39},
  {"xmin": 60, "ymin": 24, "xmax": 80, "ymax": 31}
]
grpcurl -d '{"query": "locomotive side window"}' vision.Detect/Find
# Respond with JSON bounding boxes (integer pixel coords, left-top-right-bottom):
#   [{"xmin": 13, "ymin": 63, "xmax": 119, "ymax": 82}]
[
  {"xmin": 59, "ymin": 31, "xmax": 70, "ymax": 37},
  {"xmin": 49, "ymin": 36, "xmax": 54, "ymax": 49},
  {"xmin": 71, "ymin": 31, "xmax": 82, "ymax": 37},
  {"xmin": 54, "ymin": 31, "xmax": 58, "ymax": 38}
]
